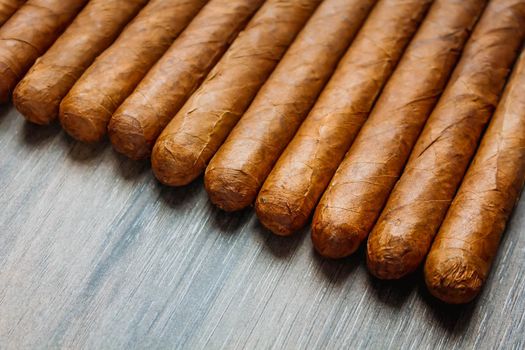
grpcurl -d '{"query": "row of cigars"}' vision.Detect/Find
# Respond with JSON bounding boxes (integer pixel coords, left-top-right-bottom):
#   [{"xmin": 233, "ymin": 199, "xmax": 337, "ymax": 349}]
[{"xmin": 1, "ymin": 0, "xmax": 524, "ymax": 304}]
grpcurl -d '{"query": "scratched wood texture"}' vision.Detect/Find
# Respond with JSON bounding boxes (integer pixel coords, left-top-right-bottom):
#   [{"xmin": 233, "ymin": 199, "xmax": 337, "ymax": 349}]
[{"xmin": 0, "ymin": 104, "xmax": 523, "ymax": 350}]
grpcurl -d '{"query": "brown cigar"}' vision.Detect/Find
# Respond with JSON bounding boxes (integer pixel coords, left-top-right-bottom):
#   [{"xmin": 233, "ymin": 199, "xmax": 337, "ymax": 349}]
[
  {"xmin": 0, "ymin": 0, "xmax": 87, "ymax": 102},
  {"xmin": 13, "ymin": 0, "xmax": 148, "ymax": 125},
  {"xmin": 366, "ymin": 0, "xmax": 525, "ymax": 280},
  {"xmin": 424, "ymin": 49, "xmax": 525, "ymax": 304},
  {"xmin": 151, "ymin": 0, "xmax": 323, "ymax": 186},
  {"xmin": 0, "ymin": 0, "xmax": 25, "ymax": 26},
  {"xmin": 309, "ymin": 0, "xmax": 487, "ymax": 256},
  {"xmin": 203, "ymin": 0, "xmax": 380, "ymax": 211},
  {"xmin": 108, "ymin": 0, "xmax": 265, "ymax": 160},
  {"xmin": 257, "ymin": 0, "xmax": 452, "ymax": 237},
  {"xmin": 59, "ymin": 0, "xmax": 207, "ymax": 143}
]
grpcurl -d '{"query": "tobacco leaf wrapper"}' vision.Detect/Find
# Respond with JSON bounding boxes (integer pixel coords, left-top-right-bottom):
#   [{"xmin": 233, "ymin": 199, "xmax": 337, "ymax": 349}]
[
  {"xmin": 14, "ymin": 0, "xmax": 148, "ymax": 125},
  {"xmin": 0, "ymin": 0, "xmax": 87, "ymax": 102},
  {"xmin": 310, "ymin": 0, "xmax": 487, "ymax": 256},
  {"xmin": 204, "ymin": 0, "xmax": 379, "ymax": 211},
  {"xmin": 152, "ymin": 0, "xmax": 323, "ymax": 186},
  {"xmin": 424, "ymin": 49, "xmax": 525, "ymax": 304},
  {"xmin": 256, "ymin": 0, "xmax": 439, "ymax": 236},
  {"xmin": 0, "ymin": 0, "xmax": 26, "ymax": 26},
  {"xmin": 108, "ymin": 0, "xmax": 265, "ymax": 160},
  {"xmin": 366, "ymin": 0, "xmax": 525, "ymax": 280},
  {"xmin": 59, "ymin": 0, "xmax": 207, "ymax": 142}
]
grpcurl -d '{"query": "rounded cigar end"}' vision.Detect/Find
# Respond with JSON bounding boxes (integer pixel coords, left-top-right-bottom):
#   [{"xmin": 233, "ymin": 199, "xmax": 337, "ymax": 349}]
[
  {"xmin": 311, "ymin": 207, "xmax": 364, "ymax": 259},
  {"xmin": 151, "ymin": 137, "xmax": 202, "ymax": 186},
  {"xmin": 13, "ymin": 83, "xmax": 58, "ymax": 125},
  {"xmin": 108, "ymin": 113, "xmax": 151, "ymax": 160},
  {"xmin": 59, "ymin": 97, "xmax": 109, "ymax": 143},
  {"xmin": 204, "ymin": 166, "xmax": 259, "ymax": 212},
  {"xmin": 0, "ymin": 61, "xmax": 17, "ymax": 103},
  {"xmin": 255, "ymin": 191, "xmax": 310, "ymax": 236},
  {"xmin": 366, "ymin": 233, "xmax": 423, "ymax": 280},
  {"xmin": 424, "ymin": 249, "xmax": 484, "ymax": 304}
]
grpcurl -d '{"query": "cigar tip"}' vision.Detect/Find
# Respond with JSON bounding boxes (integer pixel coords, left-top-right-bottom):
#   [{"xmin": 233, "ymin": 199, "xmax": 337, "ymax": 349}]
[
  {"xmin": 0, "ymin": 61, "xmax": 16, "ymax": 103},
  {"xmin": 311, "ymin": 209, "xmax": 363, "ymax": 259},
  {"xmin": 13, "ymin": 84, "xmax": 57, "ymax": 125},
  {"xmin": 59, "ymin": 98, "xmax": 108, "ymax": 143},
  {"xmin": 204, "ymin": 166, "xmax": 258, "ymax": 212},
  {"xmin": 108, "ymin": 113, "xmax": 150, "ymax": 160},
  {"xmin": 424, "ymin": 251, "xmax": 484, "ymax": 304},
  {"xmin": 255, "ymin": 193, "xmax": 308, "ymax": 236},
  {"xmin": 151, "ymin": 137, "xmax": 202, "ymax": 186},
  {"xmin": 366, "ymin": 234, "xmax": 421, "ymax": 280}
]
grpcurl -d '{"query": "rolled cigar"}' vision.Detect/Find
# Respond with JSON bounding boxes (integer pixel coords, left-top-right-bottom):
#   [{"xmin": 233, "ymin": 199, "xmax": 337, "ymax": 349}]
[
  {"xmin": 59, "ymin": 0, "xmax": 207, "ymax": 143},
  {"xmin": 13, "ymin": 0, "xmax": 148, "ymax": 125},
  {"xmin": 203, "ymin": 0, "xmax": 380, "ymax": 211},
  {"xmin": 108, "ymin": 0, "xmax": 265, "ymax": 160},
  {"xmin": 424, "ymin": 49, "xmax": 525, "ymax": 304},
  {"xmin": 0, "ymin": 0, "xmax": 87, "ymax": 103},
  {"xmin": 308, "ymin": 0, "xmax": 487, "ymax": 256},
  {"xmin": 366, "ymin": 0, "xmax": 525, "ymax": 280},
  {"xmin": 0, "ymin": 0, "xmax": 25, "ymax": 26},
  {"xmin": 258, "ymin": 0, "xmax": 455, "ymax": 236},
  {"xmin": 151, "ymin": 0, "xmax": 323, "ymax": 186}
]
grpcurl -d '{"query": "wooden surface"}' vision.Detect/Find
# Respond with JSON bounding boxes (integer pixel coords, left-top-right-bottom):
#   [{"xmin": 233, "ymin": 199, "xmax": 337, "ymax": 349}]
[{"xmin": 0, "ymin": 105, "xmax": 524, "ymax": 349}]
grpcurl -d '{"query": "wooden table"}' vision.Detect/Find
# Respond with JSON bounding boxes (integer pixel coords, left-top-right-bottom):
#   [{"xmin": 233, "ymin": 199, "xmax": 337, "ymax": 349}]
[{"xmin": 1, "ymin": 106, "xmax": 523, "ymax": 349}]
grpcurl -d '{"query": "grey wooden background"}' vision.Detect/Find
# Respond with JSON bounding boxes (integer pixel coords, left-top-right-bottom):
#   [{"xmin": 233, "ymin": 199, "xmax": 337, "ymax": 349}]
[{"xmin": 0, "ymin": 105, "xmax": 523, "ymax": 350}]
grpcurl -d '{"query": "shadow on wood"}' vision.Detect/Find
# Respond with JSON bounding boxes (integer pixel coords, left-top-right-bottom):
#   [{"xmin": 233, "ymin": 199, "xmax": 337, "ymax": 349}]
[
  {"xmin": 111, "ymin": 150, "xmax": 150, "ymax": 180},
  {"xmin": 209, "ymin": 204, "xmax": 252, "ymax": 235},
  {"xmin": 0, "ymin": 104, "xmax": 10, "ymax": 119},
  {"xmin": 311, "ymin": 244, "xmax": 364, "ymax": 286},
  {"xmin": 367, "ymin": 267, "xmax": 420, "ymax": 308},
  {"xmin": 21, "ymin": 120, "xmax": 62, "ymax": 146},
  {"xmin": 60, "ymin": 133, "xmax": 108, "ymax": 163},
  {"xmin": 155, "ymin": 176, "xmax": 204, "ymax": 210},
  {"xmin": 418, "ymin": 276, "xmax": 477, "ymax": 335},
  {"xmin": 253, "ymin": 219, "xmax": 308, "ymax": 259}
]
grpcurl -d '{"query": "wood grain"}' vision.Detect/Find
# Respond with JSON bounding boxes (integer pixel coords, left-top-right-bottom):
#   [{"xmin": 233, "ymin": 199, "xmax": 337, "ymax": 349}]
[{"xmin": 0, "ymin": 106, "xmax": 523, "ymax": 349}]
